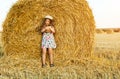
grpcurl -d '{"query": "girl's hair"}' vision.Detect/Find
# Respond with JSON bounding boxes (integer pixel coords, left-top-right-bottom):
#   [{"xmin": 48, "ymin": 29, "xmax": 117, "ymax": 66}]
[{"xmin": 41, "ymin": 18, "xmax": 54, "ymax": 28}]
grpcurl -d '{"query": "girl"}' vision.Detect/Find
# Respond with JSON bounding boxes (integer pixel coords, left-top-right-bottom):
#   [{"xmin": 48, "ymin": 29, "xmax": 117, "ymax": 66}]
[{"xmin": 40, "ymin": 15, "xmax": 56, "ymax": 68}]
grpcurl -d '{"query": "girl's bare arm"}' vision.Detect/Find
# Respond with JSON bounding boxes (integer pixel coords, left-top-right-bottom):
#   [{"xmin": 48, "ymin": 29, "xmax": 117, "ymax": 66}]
[
  {"xmin": 50, "ymin": 26, "xmax": 55, "ymax": 33},
  {"xmin": 41, "ymin": 26, "xmax": 46, "ymax": 33}
]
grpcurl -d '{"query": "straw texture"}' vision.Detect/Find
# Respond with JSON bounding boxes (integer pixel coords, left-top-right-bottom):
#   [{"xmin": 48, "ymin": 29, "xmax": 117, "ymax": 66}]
[{"xmin": 2, "ymin": 0, "xmax": 95, "ymax": 64}]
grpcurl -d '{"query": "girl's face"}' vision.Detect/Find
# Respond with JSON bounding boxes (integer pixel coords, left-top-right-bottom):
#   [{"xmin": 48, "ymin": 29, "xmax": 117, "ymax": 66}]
[{"xmin": 45, "ymin": 19, "xmax": 51, "ymax": 25}]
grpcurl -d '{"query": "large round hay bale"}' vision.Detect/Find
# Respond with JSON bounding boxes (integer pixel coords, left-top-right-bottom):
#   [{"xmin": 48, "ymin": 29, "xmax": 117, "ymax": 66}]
[{"xmin": 2, "ymin": 0, "xmax": 95, "ymax": 63}]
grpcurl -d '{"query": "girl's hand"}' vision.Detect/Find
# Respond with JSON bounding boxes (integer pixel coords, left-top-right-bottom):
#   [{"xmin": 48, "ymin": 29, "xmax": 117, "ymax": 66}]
[
  {"xmin": 45, "ymin": 26, "xmax": 50, "ymax": 30},
  {"xmin": 49, "ymin": 26, "xmax": 52, "ymax": 29},
  {"xmin": 49, "ymin": 26, "xmax": 55, "ymax": 33},
  {"xmin": 44, "ymin": 26, "xmax": 51, "ymax": 32},
  {"xmin": 41, "ymin": 26, "xmax": 47, "ymax": 33}
]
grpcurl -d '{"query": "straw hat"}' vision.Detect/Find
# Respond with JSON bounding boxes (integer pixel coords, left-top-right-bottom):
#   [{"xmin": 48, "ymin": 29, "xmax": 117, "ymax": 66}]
[{"xmin": 45, "ymin": 15, "xmax": 53, "ymax": 20}]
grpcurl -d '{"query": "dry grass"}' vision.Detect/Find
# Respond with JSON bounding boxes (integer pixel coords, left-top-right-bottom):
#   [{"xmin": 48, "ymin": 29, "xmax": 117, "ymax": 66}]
[{"xmin": 0, "ymin": 56, "xmax": 119, "ymax": 79}]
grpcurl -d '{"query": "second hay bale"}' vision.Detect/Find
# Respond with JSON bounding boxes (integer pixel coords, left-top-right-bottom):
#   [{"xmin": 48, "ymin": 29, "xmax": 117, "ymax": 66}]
[{"xmin": 2, "ymin": 0, "xmax": 95, "ymax": 64}]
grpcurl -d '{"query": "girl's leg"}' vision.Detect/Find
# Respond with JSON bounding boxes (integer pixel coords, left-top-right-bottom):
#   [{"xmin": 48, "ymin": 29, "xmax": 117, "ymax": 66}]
[
  {"xmin": 41, "ymin": 47, "xmax": 47, "ymax": 65},
  {"xmin": 48, "ymin": 48, "xmax": 54, "ymax": 64}
]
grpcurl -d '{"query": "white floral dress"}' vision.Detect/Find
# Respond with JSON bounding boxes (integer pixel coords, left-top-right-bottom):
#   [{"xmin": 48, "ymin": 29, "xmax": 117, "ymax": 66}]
[{"xmin": 41, "ymin": 32, "xmax": 56, "ymax": 49}]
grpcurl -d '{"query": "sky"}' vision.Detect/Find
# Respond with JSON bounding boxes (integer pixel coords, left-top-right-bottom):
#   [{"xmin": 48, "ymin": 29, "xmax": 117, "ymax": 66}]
[
  {"xmin": 87, "ymin": 0, "xmax": 120, "ymax": 28},
  {"xmin": 0, "ymin": 0, "xmax": 120, "ymax": 31}
]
